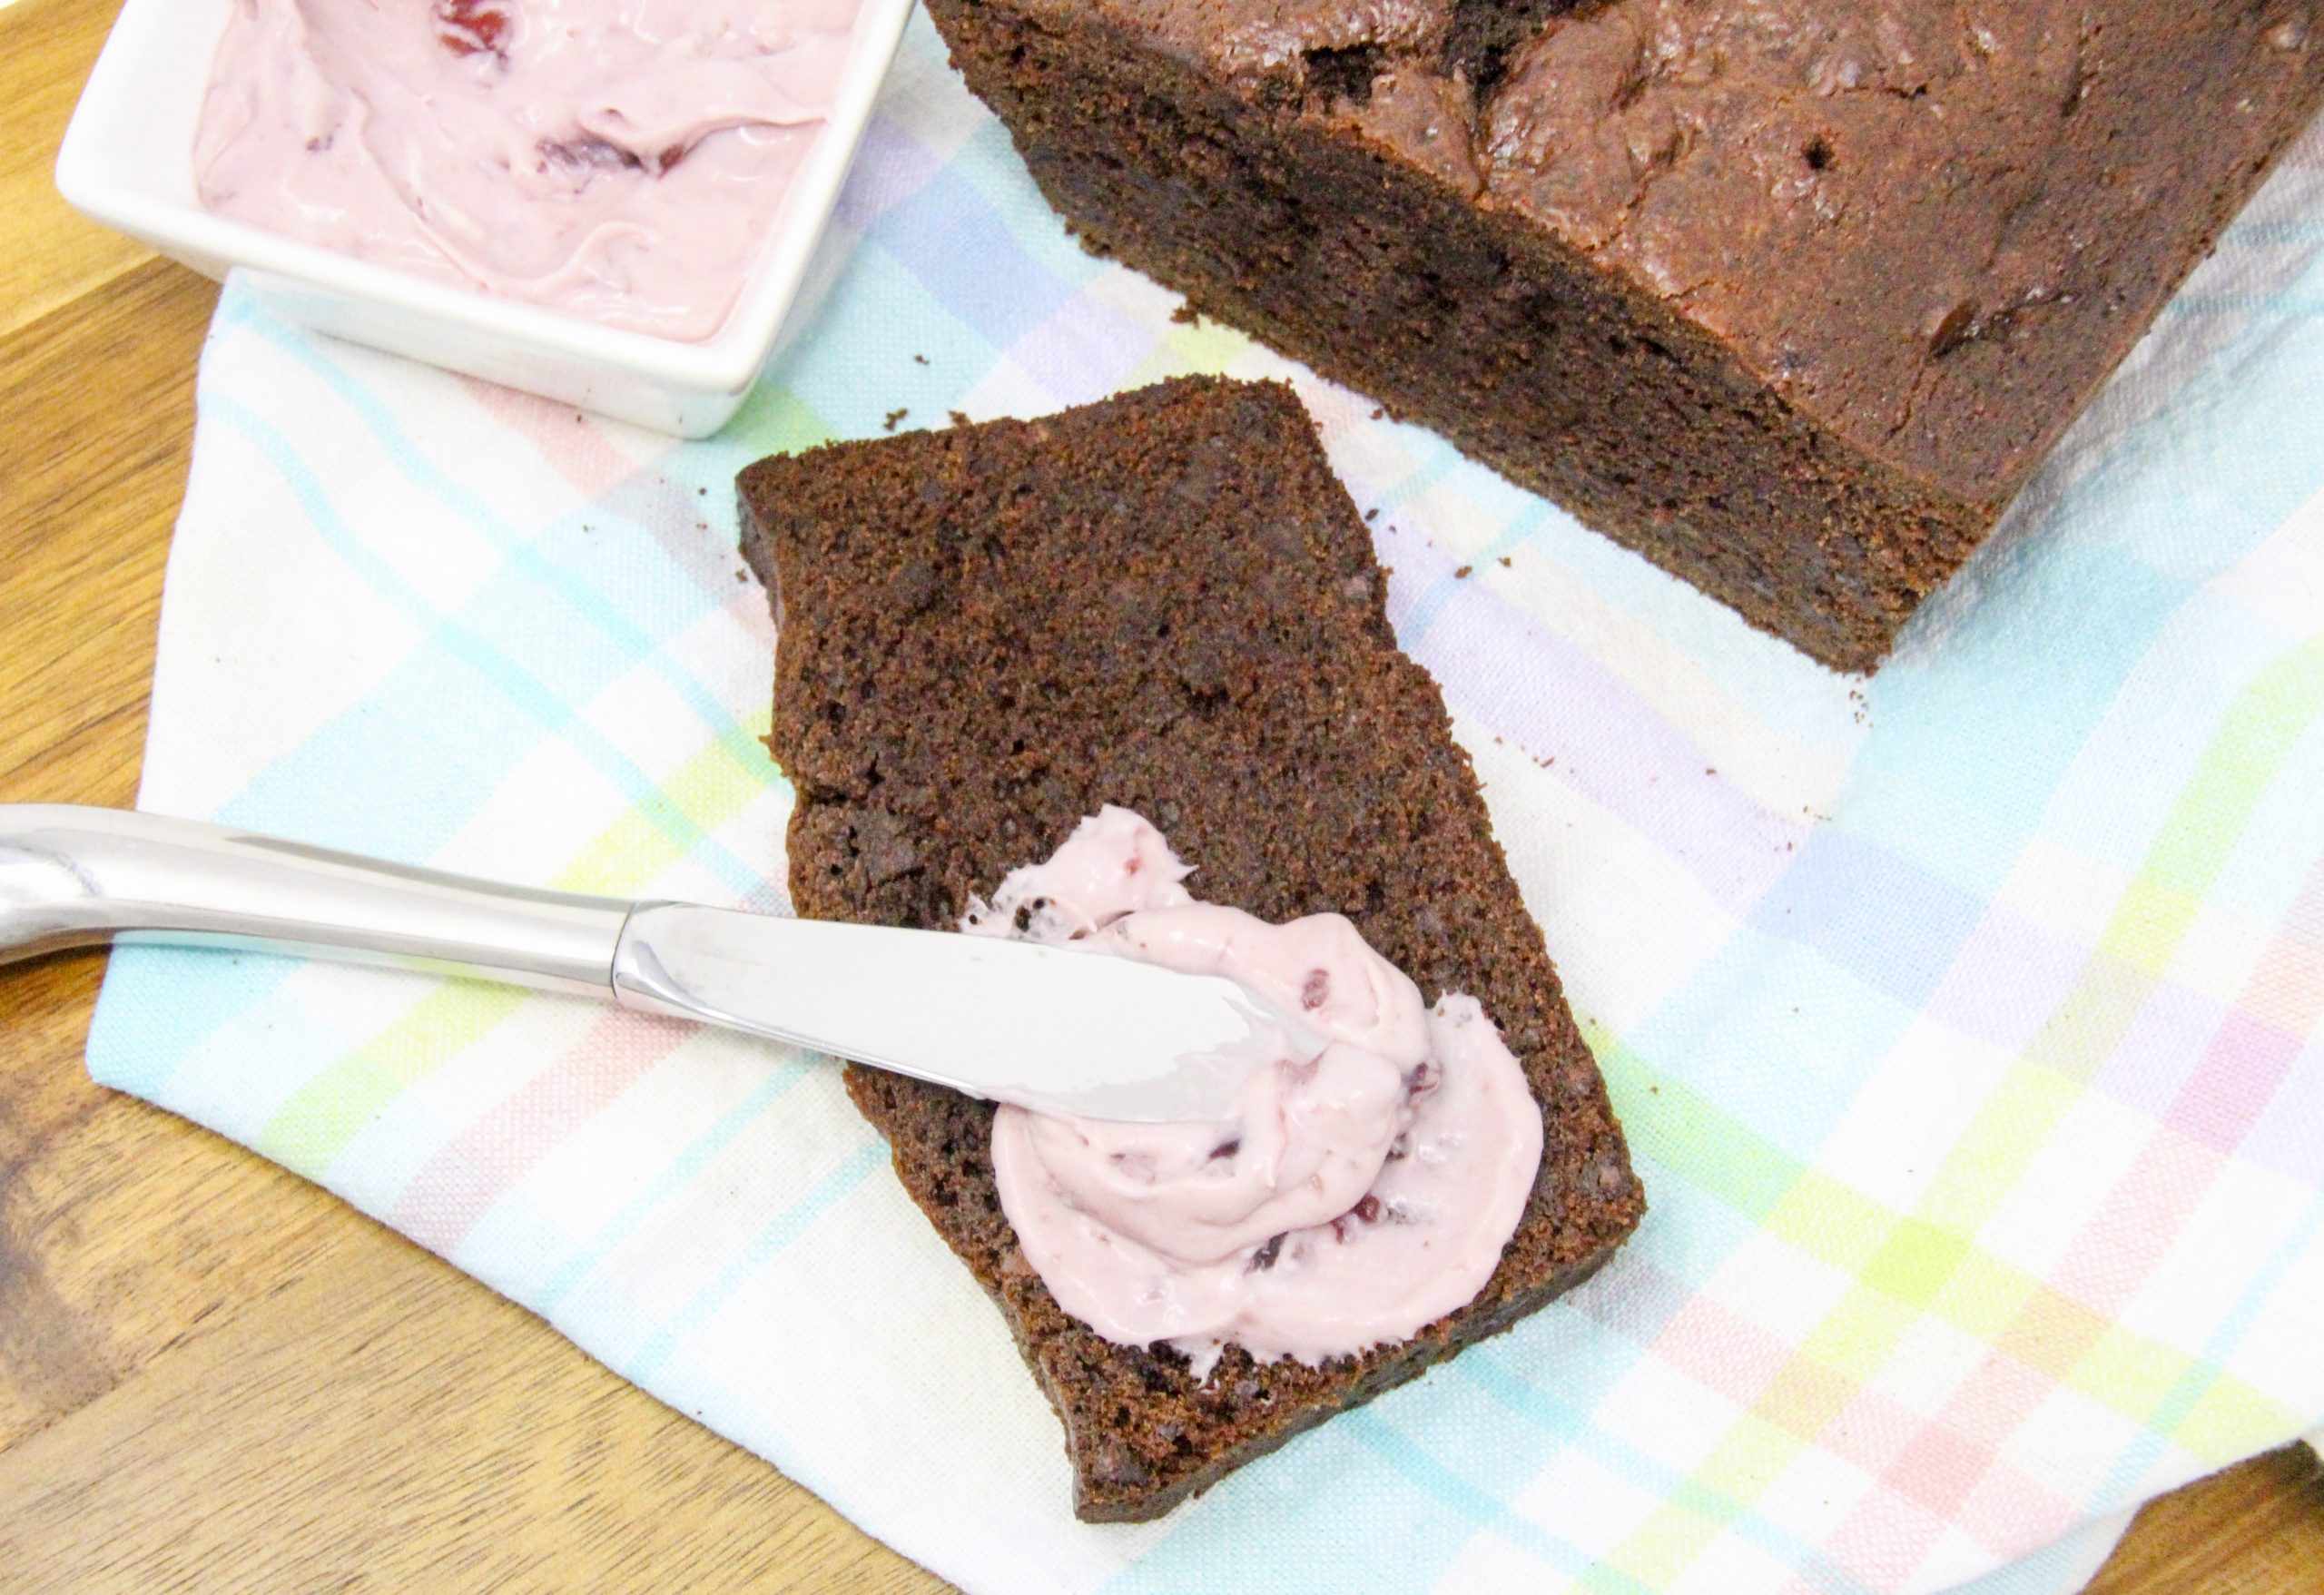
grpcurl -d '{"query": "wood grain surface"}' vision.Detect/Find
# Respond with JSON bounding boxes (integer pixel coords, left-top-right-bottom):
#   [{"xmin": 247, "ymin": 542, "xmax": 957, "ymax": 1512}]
[{"xmin": 0, "ymin": 1, "xmax": 2319, "ymax": 1590}]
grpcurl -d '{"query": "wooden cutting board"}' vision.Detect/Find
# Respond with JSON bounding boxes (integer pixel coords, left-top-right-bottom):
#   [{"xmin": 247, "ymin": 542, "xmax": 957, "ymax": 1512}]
[{"xmin": 0, "ymin": 0, "xmax": 2317, "ymax": 1588}]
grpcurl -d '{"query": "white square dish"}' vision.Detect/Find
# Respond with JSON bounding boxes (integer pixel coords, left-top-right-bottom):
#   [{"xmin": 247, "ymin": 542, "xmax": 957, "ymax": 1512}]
[{"xmin": 55, "ymin": 0, "xmax": 914, "ymax": 438}]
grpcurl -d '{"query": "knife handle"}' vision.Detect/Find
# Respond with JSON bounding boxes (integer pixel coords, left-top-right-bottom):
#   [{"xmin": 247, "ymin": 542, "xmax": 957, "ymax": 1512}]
[{"xmin": 0, "ymin": 804, "xmax": 631, "ymax": 998}]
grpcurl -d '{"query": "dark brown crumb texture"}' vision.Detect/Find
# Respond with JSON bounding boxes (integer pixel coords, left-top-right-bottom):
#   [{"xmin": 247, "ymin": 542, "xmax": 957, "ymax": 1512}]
[
  {"xmin": 919, "ymin": 0, "xmax": 2324, "ymax": 672},
  {"xmin": 738, "ymin": 376, "xmax": 1643, "ymax": 1522}
]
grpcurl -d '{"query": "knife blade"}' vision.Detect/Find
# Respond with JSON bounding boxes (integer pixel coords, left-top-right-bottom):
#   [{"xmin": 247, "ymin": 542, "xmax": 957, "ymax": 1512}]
[
  {"xmin": 612, "ymin": 904, "xmax": 1291, "ymax": 1120},
  {"xmin": 0, "ymin": 804, "xmax": 1298, "ymax": 1121}
]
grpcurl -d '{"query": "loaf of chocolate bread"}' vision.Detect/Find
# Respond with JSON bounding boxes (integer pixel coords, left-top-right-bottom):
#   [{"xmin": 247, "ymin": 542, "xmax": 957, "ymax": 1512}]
[
  {"xmin": 920, "ymin": 0, "xmax": 2324, "ymax": 671},
  {"xmin": 738, "ymin": 376, "xmax": 1642, "ymax": 1521}
]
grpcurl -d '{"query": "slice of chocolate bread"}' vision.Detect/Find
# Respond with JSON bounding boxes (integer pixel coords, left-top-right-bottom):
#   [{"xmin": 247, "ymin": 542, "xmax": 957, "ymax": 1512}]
[
  {"xmin": 738, "ymin": 376, "xmax": 1641, "ymax": 1521},
  {"xmin": 919, "ymin": 0, "xmax": 2324, "ymax": 672}
]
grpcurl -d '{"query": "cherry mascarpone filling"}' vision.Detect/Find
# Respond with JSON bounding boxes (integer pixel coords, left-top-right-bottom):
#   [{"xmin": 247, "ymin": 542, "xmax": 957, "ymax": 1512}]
[
  {"xmin": 193, "ymin": 0, "xmax": 860, "ymax": 339},
  {"xmin": 967, "ymin": 807, "xmax": 1543, "ymax": 1374}
]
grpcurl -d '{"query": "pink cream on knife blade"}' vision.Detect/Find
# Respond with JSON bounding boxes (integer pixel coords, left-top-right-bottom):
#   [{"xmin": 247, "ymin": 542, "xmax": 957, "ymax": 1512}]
[
  {"xmin": 193, "ymin": 0, "xmax": 861, "ymax": 340},
  {"xmin": 967, "ymin": 807, "xmax": 1545, "ymax": 1376}
]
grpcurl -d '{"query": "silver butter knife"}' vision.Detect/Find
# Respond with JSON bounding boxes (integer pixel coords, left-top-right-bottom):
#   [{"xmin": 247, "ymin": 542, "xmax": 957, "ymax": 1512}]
[{"xmin": 0, "ymin": 804, "xmax": 1294, "ymax": 1121}]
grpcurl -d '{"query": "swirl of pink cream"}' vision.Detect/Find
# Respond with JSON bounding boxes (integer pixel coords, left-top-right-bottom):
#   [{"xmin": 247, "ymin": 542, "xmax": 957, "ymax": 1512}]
[{"xmin": 968, "ymin": 807, "xmax": 1543, "ymax": 1373}]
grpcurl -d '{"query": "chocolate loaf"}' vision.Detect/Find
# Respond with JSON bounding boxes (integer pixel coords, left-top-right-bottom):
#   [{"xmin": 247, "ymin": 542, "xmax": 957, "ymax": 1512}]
[
  {"xmin": 738, "ymin": 376, "xmax": 1641, "ymax": 1521},
  {"xmin": 920, "ymin": 0, "xmax": 2324, "ymax": 671}
]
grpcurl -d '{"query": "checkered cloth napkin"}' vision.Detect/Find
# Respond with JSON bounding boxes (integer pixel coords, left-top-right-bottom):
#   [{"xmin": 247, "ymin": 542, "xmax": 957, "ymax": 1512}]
[{"xmin": 86, "ymin": 11, "xmax": 2324, "ymax": 1593}]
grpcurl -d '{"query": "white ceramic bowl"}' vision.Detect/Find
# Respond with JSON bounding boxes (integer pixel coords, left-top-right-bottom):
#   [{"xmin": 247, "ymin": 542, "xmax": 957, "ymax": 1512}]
[{"xmin": 55, "ymin": 0, "xmax": 912, "ymax": 438}]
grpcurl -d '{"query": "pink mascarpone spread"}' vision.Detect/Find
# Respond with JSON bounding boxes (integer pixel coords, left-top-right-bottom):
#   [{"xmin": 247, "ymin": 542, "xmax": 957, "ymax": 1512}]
[
  {"xmin": 192, "ymin": 0, "xmax": 860, "ymax": 340},
  {"xmin": 966, "ymin": 807, "xmax": 1544, "ymax": 1373}
]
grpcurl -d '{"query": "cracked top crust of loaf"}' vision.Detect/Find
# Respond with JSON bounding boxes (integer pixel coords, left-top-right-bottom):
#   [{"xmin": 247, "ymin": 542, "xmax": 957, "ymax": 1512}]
[{"xmin": 1000, "ymin": 0, "xmax": 2323, "ymax": 509}]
